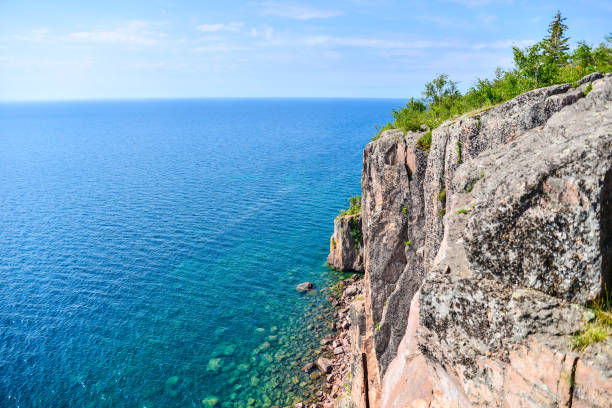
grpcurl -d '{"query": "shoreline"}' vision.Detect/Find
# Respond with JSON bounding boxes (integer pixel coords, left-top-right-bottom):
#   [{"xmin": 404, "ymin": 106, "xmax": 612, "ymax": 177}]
[{"xmin": 297, "ymin": 273, "xmax": 364, "ymax": 408}]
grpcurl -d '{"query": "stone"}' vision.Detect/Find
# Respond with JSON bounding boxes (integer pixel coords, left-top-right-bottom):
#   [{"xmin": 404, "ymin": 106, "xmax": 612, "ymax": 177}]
[
  {"xmin": 201, "ymin": 396, "xmax": 219, "ymax": 407},
  {"xmin": 206, "ymin": 358, "xmax": 223, "ymax": 373},
  {"xmin": 317, "ymin": 357, "xmax": 333, "ymax": 374},
  {"xmin": 296, "ymin": 282, "xmax": 313, "ymax": 292},
  {"xmin": 333, "ymin": 346, "xmax": 344, "ymax": 355},
  {"xmin": 327, "ymin": 213, "xmax": 364, "ymax": 272},
  {"xmin": 344, "ymin": 285, "xmax": 358, "ymax": 296},
  {"xmin": 302, "ymin": 363, "xmax": 315, "ymax": 373},
  {"xmin": 165, "ymin": 376, "xmax": 179, "ymax": 385}
]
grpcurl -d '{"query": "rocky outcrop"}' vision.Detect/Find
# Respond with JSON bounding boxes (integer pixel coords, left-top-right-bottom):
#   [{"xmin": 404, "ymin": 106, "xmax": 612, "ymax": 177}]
[
  {"xmin": 336, "ymin": 73, "xmax": 612, "ymax": 408},
  {"xmin": 328, "ymin": 214, "xmax": 364, "ymax": 272},
  {"xmin": 361, "ymin": 130, "xmax": 429, "ymax": 374}
]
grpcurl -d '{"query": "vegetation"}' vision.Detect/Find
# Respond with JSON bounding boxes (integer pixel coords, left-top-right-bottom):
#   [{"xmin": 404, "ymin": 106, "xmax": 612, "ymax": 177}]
[
  {"xmin": 376, "ymin": 12, "xmax": 612, "ymax": 148},
  {"xmin": 416, "ymin": 130, "xmax": 432, "ymax": 152},
  {"xmin": 437, "ymin": 188, "xmax": 446, "ymax": 203},
  {"xmin": 572, "ymin": 292, "xmax": 611, "ymax": 351},
  {"xmin": 402, "ymin": 206, "xmax": 408, "ymax": 215},
  {"xmin": 330, "ymin": 281, "xmax": 345, "ymax": 298},
  {"xmin": 404, "ymin": 240, "xmax": 412, "ymax": 246},
  {"xmin": 456, "ymin": 140, "xmax": 463, "ymax": 164},
  {"xmin": 457, "ymin": 209, "xmax": 468, "ymax": 215},
  {"xmin": 338, "ymin": 195, "xmax": 362, "ymax": 217},
  {"xmin": 349, "ymin": 216, "xmax": 362, "ymax": 252}
]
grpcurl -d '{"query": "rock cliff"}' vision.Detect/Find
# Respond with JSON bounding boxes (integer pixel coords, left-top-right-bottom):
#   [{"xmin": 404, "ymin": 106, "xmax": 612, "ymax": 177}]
[
  {"xmin": 329, "ymin": 73, "xmax": 612, "ymax": 408},
  {"xmin": 328, "ymin": 214, "xmax": 364, "ymax": 272}
]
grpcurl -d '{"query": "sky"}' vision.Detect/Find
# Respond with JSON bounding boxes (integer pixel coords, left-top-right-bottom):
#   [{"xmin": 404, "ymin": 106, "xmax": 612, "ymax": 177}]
[{"xmin": 0, "ymin": 0, "xmax": 610, "ymax": 100}]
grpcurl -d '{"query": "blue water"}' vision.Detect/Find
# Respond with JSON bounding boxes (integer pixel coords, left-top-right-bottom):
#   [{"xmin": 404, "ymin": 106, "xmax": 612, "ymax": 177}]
[{"xmin": 0, "ymin": 98, "xmax": 400, "ymax": 408}]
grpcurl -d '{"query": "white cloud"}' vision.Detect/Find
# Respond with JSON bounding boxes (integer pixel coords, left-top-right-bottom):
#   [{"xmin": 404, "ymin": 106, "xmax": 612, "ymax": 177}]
[
  {"xmin": 303, "ymin": 35, "xmax": 455, "ymax": 49},
  {"xmin": 197, "ymin": 22, "xmax": 244, "ymax": 32},
  {"xmin": 472, "ymin": 39, "xmax": 535, "ymax": 49},
  {"xmin": 11, "ymin": 28, "xmax": 50, "ymax": 43},
  {"xmin": 193, "ymin": 44, "xmax": 251, "ymax": 52},
  {"xmin": 256, "ymin": 2, "xmax": 343, "ymax": 20},
  {"xmin": 250, "ymin": 27, "xmax": 274, "ymax": 40},
  {"xmin": 65, "ymin": 21, "xmax": 166, "ymax": 46}
]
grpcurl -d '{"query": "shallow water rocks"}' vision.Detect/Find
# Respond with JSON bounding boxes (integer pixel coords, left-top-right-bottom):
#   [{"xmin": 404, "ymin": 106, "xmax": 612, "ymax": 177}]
[
  {"xmin": 344, "ymin": 285, "xmax": 358, "ymax": 297},
  {"xmin": 206, "ymin": 358, "xmax": 223, "ymax": 374},
  {"xmin": 201, "ymin": 396, "xmax": 219, "ymax": 407},
  {"xmin": 317, "ymin": 357, "xmax": 333, "ymax": 374},
  {"xmin": 296, "ymin": 282, "xmax": 314, "ymax": 292}
]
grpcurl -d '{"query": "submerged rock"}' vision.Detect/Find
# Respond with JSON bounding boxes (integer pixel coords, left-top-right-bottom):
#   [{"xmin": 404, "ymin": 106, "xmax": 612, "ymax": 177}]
[
  {"xmin": 206, "ymin": 358, "xmax": 223, "ymax": 373},
  {"xmin": 165, "ymin": 376, "xmax": 179, "ymax": 385},
  {"xmin": 296, "ymin": 282, "xmax": 314, "ymax": 292},
  {"xmin": 201, "ymin": 396, "xmax": 219, "ymax": 407}
]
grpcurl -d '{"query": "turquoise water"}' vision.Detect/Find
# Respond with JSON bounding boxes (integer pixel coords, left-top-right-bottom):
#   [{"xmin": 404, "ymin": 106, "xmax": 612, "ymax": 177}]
[{"xmin": 0, "ymin": 99, "xmax": 400, "ymax": 407}]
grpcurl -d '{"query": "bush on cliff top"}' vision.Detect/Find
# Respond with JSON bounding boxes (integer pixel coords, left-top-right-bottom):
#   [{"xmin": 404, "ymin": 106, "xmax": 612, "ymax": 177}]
[
  {"xmin": 376, "ymin": 11, "xmax": 612, "ymax": 148},
  {"xmin": 338, "ymin": 195, "xmax": 361, "ymax": 217}
]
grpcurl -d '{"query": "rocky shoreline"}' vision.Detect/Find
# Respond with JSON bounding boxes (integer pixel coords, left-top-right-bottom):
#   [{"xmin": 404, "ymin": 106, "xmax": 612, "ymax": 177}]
[{"xmin": 295, "ymin": 275, "xmax": 364, "ymax": 408}]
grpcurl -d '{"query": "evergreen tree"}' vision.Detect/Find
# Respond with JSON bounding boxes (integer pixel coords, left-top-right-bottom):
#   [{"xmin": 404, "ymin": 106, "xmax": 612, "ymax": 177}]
[{"xmin": 544, "ymin": 11, "xmax": 570, "ymax": 65}]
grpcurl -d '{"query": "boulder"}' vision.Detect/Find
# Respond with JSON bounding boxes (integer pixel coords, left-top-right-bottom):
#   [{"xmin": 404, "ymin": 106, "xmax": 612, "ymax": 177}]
[
  {"xmin": 296, "ymin": 282, "xmax": 313, "ymax": 292},
  {"xmin": 327, "ymin": 213, "xmax": 364, "ymax": 272},
  {"xmin": 317, "ymin": 357, "xmax": 333, "ymax": 374}
]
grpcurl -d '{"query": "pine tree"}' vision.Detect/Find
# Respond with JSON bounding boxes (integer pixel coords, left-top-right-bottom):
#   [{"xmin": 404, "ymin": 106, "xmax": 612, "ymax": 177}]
[{"xmin": 544, "ymin": 11, "xmax": 570, "ymax": 65}]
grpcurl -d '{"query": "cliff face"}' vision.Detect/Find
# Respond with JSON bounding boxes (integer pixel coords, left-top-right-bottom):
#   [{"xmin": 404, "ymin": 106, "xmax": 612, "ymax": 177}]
[
  {"xmin": 337, "ymin": 73, "xmax": 612, "ymax": 408},
  {"xmin": 328, "ymin": 214, "xmax": 364, "ymax": 272}
]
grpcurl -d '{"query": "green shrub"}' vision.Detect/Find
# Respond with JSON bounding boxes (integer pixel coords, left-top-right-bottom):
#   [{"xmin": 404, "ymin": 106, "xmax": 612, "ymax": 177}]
[
  {"xmin": 376, "ymin": 14, "xmax": 611, "ymax": 149},
  {"xmin": 456, "ymin": 140, "xmax": 463, "ymax": 164},
  {"xmin": 457, "ymin": 209, "xmax": 468, "ymax": 214},
  {"xmin": 438, "ymin": 208, "xmax": 446, "ymax": 217},
  {"xmin": 404, "ymin": 240, "xmax": 412, "ymax": 246},
  {"xmin": 338, "ymin": 196, "xmax": 361, "ymax": 217},
  {"xmin": 572, "ymin": 324, "xmax": 608, "ymax": 350},
  {"xmin": 349, "ymin": 216, "xmax": 362, "ymax": 252},
  {"xmin": 584, "ymin": 83, "xmax": 593, "ymax": 96},
  {"xmin": 416, "ymin": 130, "xmax": 432, "ymax": 152},
  {"xmin": 437, "ymin": 188, "xmax": 446, "ymax": 202},
  {"xmin": 572, "ymin": 291, "xmax": 611, "ymax": 350}
]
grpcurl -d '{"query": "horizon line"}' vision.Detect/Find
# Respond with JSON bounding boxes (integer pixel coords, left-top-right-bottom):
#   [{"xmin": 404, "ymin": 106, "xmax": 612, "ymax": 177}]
[{"xmin": 0, "ymin": 95, "xmax": 409, "ymax": 104}]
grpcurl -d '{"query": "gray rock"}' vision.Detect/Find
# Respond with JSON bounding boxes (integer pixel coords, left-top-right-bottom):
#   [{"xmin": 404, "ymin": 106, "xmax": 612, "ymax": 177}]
[
  {"xmin": 295, "ymin": 282, "xmax": 313, "ymax": 292},
  {"xmin": 317, "ymin": 357, "xmax": 333, "ymax": 374},
  {"xmin": 385, "ymin": 73, "xmax": 612, "ymax": 406},
  {"xmin": 346, "ymin": 72, "xmax": 612, "ymax": 404},
  {"xmin": 362, "ymin": 129, "xmax": 429, "ymax": 374},
  {"xmin": 328, "ymin": 213, "xmax": 364, "ymax": 272},
  {"xmin": 344, "ymin": 285, "xmax": 358, "ymax": 296}
]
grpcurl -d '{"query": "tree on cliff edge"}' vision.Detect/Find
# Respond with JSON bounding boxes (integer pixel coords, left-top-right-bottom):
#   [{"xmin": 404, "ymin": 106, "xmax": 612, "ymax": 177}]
[{"xmin": 544, "ymin": 11, "xmax": 570, "ymax": 65}]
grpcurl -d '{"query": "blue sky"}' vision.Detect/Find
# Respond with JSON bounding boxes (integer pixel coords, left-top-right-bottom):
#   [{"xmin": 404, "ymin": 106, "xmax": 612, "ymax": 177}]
[{"xmin": 1, "ymin": 0, "xmax": 610, "ymax": 100}]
